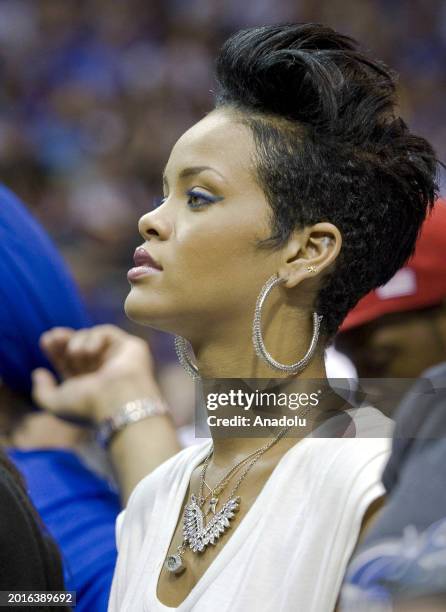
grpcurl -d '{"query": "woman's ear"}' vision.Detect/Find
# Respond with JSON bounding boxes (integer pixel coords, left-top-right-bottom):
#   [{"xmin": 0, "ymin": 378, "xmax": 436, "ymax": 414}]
[{"xmin": 278, "ymin": 222, "xmax": 342, "ymax": 289}]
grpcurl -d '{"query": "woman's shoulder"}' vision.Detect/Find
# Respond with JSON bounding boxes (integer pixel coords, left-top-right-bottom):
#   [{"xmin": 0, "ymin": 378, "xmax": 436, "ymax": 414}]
[
  {"xmin": 131, "ymin": 440, "xmax": 210, "ymax": 502},
  {"xmin": 346, "ymin": 404, "xmax": 395, "ymax": 438},
  {"xmin": 304, "ymin": 404, "xmax": 392, "ymax": 457},
  {"xmin": 283, "ymin": 407, "xmax": 393, "ymax": 497},
  {"xmin": 293, "ymin": 435, "xmax": 391, "ymax": 485},
  {"xmin": 116, "ymin": 441, "xmax": 212, "ymax": 537}
]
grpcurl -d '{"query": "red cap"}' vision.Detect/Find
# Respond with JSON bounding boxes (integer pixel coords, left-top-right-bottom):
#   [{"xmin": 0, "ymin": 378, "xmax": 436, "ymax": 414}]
[{"xmin": 340, "ymin": 199, "xmax": 446, "ymax": 332}]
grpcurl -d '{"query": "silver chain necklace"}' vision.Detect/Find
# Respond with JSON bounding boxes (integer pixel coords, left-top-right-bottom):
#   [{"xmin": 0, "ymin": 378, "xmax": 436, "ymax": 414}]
[
  {"xmin": 200, "ymin": 446, "xmax": 269, "ymax": 511},
  {"xmin": 164, "ymin": 424, "xmax": 294, "ymax": 574}
]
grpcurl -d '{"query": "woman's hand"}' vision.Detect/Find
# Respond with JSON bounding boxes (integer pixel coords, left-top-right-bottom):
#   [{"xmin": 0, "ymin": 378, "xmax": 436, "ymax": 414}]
[{"xmin": 32, "ymin": 325, "xmax": 163, "ymax": 423}]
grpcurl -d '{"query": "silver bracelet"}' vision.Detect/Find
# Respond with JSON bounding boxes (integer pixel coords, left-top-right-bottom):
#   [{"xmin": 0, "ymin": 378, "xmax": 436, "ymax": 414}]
[{"xmin": 95, "ymin": 398, "xmax": 170, "ymax": 449}]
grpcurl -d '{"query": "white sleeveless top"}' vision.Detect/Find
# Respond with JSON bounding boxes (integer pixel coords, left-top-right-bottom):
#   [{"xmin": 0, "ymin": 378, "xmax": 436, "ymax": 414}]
[{"xmin": 108, "ymin": 407, "xmax": 392, "ymax": 612}]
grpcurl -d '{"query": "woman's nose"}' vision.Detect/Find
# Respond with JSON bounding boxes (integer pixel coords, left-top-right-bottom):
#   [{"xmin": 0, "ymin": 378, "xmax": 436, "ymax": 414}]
[{"xmin": 138, "ymin": 209, "xmax": 171, "ymax": 241}]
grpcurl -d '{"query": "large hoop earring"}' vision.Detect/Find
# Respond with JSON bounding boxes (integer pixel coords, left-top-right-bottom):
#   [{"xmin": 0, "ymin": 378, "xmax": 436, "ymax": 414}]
[
  {"xmin": 174, "ymin": 335, "xmax": 200, "ymax": 380},
  {"xmin": 252, "ymin": 274, "xmax": 323, "ymax": 374}
]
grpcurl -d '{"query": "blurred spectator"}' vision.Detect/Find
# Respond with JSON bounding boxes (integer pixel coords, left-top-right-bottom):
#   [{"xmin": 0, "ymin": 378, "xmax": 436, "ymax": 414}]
[
  {"xmin": 336, "ymin": 200, "xmax": 446, "ymax": 414},
  {"xmin": 340, "ymin": 363, "xmax": 446, "ymax": 610},
  {"xmin": 0, "ymin": 447, "xmax": 68, "ymax": 611},
  {"xmin": 0, "ymin": 183, "xmax": 120, "ymax": 610},
  {"xmin": 336, "ymin": 201, "xmax": 446, "ymax": 609}
]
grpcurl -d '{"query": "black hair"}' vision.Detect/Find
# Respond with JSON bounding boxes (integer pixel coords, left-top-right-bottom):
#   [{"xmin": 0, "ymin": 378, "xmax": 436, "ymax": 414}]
[
  {"xmin": 214, "ymin": 23, "xmax": 440, "ymax": 338},
  {"xmin": 0, "ymin": 447, "xmax": 67, "ymax": 609}
]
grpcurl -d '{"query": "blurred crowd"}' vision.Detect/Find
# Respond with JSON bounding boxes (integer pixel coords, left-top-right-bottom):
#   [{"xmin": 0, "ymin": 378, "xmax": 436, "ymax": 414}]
[{"xmin": 1, "ymin": 0, "xmax": 446, "ymax": 360}]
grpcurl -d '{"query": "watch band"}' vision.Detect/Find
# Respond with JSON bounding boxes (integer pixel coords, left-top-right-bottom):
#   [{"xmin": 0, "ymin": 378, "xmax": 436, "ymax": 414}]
[{"xmin": 95, "ymin": 397, "xmax": 170, "ymax": 449}]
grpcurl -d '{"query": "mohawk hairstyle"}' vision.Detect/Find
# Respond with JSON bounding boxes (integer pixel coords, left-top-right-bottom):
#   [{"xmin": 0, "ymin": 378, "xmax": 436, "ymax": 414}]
[{"xmin": 214, "ymin": 23, "xmax": 440, "ymax": 337}]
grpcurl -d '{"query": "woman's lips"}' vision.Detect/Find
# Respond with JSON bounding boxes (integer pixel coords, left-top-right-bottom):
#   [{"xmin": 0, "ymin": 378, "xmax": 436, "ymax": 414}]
[
  {"xmin": 127, "ymin": 266, "xmax": 160, "ymax": 281},
  {"xmin": 128, "ymin": 247, "xmax": 162, "ymax": 281}
]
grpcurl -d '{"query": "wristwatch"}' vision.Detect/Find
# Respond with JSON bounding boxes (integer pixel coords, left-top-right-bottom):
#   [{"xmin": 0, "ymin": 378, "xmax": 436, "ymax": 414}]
[{"xmin": 95, "ymin": 398, "xmax": 171, "ymax": 449}]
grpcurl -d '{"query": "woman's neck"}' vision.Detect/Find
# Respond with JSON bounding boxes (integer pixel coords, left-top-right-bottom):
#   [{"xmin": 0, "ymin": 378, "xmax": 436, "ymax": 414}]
[
  {"xmin": 203, "ymin": 360, "xmax": 335, "ymax": 465},
  {"xmin": 187, "ymin": 304, "xmax": 334, "ymax": 464},
  {"xmin": 206, "ymin": 370, "xmax": 351, "ymax": 466},
  {"xmin": 192, "ymin": 301, "xmax": 324, "ymax": 379}
]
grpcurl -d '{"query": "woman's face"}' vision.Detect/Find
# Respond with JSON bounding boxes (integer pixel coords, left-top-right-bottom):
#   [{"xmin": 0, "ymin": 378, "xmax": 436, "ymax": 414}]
[{"xmin": 125, "ymin": 108, "xmax": 283, "ymax": 340}]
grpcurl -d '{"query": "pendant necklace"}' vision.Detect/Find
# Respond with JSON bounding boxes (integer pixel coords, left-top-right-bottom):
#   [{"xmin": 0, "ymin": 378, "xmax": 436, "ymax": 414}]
[{"xmin": 164, "ymin": 423, "xmax": 295, "ymax": 575}]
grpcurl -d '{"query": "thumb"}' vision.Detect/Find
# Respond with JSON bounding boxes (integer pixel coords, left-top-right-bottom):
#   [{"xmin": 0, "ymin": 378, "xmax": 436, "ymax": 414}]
[{"xmin": 31, "ymin": 368, "xmax": 60, "ymax": 413}]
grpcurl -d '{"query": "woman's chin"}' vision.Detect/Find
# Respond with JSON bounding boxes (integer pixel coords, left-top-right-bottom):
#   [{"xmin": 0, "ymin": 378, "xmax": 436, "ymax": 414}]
[
  {"xmin": 124, "ymin": 291, "xmax": 156, "ymax": 325},
  {"xmin": 124, "ymin": 290, "xmax": 172, "ymax": 331}
]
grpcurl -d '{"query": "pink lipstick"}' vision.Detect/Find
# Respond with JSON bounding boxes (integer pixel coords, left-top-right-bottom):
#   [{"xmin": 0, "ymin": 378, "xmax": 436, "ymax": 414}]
[{"xmin": 128, "ymin": 247, "xmax": 162, "ymax": 281}]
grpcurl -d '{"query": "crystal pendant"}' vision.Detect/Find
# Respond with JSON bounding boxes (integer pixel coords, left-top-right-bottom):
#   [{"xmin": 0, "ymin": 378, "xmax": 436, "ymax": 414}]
[
  {"xmin": 165, "ymin": 553, "xmax": 185, "ymax": 574},
  {"xmin": 183, "ymin": 495, "xmax": 240, "ymax": 554}
]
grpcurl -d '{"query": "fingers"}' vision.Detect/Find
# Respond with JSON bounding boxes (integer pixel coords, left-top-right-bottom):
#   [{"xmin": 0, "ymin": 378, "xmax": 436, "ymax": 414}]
[
  {"xmin": 70, "ymin": 325, "xmax": 130, "ymax": 369},
  {"xmin": 31, "ymin": 367, "xmax": 93, "ymax": 421},
  {"xmin": 31, "ymin": 368, "xmax": 59, "ymax": 413},
  {"xmin": 63, "ymin": 329, "xmax": 104, "ymax": 373},
  {"xmin": 41, "ymin": 324, "xmax": 126, "ymax": 377},
  {"xmin": 84, "ymin": 324, "xmax": 126, "ymax": 357},
  {"xmin": 40, "ymin": 327, "xmax": 74, "ymax": 377}
]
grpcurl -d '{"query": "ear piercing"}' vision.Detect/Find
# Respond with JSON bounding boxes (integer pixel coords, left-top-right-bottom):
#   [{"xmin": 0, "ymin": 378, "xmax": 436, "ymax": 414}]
[{"xmin": 306, "ymin": 237, "xmax": 330, "ymax": 274}]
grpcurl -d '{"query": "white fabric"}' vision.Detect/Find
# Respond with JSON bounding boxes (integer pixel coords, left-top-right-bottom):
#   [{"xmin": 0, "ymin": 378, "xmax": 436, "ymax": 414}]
[{"xmin": 108, "ymin": 406, "xmax": 392, "ymax": 612}]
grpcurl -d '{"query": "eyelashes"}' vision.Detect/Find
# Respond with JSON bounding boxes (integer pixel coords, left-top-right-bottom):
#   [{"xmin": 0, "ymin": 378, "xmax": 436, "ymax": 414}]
[
  {"xmin": 152, "ymin": 190, "xmax": 223, "ymax": 211},
  {"xmin": 186, "ymin": 189, "xmax": 223, "ymax": 209}
]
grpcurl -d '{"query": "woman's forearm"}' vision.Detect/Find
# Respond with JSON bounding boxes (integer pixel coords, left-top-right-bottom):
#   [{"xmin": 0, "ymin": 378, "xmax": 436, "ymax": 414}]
[{"xmin": 108, "ymin": 413, "xmax": 181, "ymax": 504}]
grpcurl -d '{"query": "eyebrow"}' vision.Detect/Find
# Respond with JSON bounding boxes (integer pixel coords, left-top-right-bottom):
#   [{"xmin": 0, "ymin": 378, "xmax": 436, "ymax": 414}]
[{"xmin": 162, "ymin": 165, "xmax": 227, "ymax": 187}]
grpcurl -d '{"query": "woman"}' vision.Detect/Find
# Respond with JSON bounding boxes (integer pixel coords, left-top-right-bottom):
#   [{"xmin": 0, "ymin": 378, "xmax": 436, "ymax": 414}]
[{"xmin": 35, "ymin": 23, "xmax": 439, "ymax": 611}]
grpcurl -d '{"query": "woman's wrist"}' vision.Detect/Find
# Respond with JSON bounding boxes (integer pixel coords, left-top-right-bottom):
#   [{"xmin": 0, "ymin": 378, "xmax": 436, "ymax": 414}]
[
  {"xmin": 90, "ymin": 380, "xmax": 164, "ymax": 423},
  {"xmin": 95, "ymin": 396, "xmax": 171, "ymax": 449}
]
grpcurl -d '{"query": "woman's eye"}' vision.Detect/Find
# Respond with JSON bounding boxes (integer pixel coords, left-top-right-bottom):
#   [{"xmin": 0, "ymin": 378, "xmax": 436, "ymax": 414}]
[
  {"xmin": 152, "ymin": 191, "xmax": 223, "ymax": 211},
  {"xmin": 186, "ymin": 190, "xmax": 221, "ymax": 210}
]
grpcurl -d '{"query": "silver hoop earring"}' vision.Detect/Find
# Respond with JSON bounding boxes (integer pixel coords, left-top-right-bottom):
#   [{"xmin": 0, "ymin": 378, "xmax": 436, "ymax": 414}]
[
  {"xmin": 174, "ymin": 335, "xmax": 200, "ymax": 380},
  {"xmin": 252, "ymin": 274, "xmax": 323, "ymax": 374}
]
